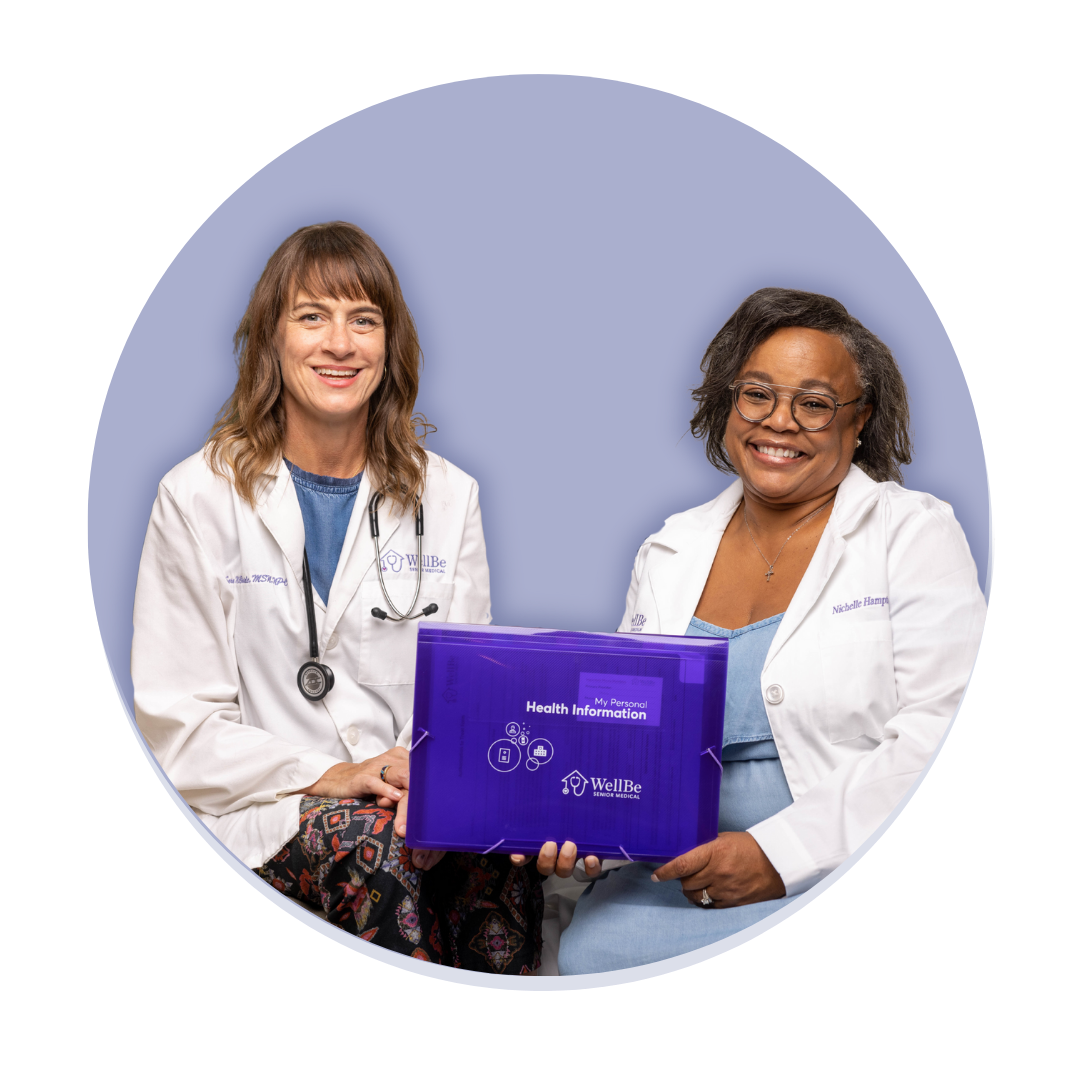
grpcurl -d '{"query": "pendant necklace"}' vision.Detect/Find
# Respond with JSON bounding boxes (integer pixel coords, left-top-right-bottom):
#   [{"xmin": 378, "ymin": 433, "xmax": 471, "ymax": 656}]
[{"xmin": 743, "ymin": 495, "xmax": 836, "ymax": 582}]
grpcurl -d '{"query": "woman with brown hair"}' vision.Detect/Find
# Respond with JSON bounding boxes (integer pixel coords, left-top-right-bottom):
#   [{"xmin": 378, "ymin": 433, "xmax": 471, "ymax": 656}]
[{"xmin": 132, "ymin": 221, "xmax": 543, "ymax": 973}]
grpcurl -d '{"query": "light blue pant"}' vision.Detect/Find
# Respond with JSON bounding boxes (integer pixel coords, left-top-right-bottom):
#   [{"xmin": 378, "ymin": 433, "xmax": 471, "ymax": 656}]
[{"xmin": 558, "ymin": 862, "xmax": 795, "ymax": 974}]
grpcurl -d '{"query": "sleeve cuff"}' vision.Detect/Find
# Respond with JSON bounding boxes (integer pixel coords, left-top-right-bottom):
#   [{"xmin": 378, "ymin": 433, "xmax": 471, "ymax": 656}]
[
  {"xmin": 747, "ymin": 814, "xmax": 828, "ymax": 897},
  {"xmin": 277, "ymin": 749, "xmax": 344, "ymax": 799}
]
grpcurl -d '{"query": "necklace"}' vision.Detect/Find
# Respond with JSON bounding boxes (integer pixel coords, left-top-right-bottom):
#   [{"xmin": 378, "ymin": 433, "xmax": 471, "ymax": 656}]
[{"xmin": 743, "ymin": 496, "xmax": 835, "ymax": 582}]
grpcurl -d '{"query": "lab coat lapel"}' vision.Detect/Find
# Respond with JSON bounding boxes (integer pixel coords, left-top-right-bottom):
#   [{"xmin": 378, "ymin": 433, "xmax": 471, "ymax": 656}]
[
  {"xmin": 323, "ymin": 475, "xmax": 405, "ymax": 639},
  {"xmin": 764, "ymin": 465, "xmax": 880, "ymax": 668},
  {"xmin": 648, "ymin": 480, "xmax": 743, "ymax": 634},
  {"xmin": 255, "ymin": 459, "xmax": 310, "ymax": 602}
]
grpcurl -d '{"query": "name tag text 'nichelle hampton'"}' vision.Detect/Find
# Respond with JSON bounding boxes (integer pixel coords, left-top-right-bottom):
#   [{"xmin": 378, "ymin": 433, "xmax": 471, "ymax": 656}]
[{"xmin": 832, "ymin": 595, "xmax": 889, "ymax": 615}]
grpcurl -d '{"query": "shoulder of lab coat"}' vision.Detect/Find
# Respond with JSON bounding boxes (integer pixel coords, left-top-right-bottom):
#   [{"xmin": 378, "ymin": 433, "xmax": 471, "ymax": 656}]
[
  {"xmin": 426, "ymin": 453, "xmax": 492, "ymax": 626},
  {"xmin": 616, "ymin": 476, "xmax": 743, "ymax": 634},
  {"xmin": 619, "ymin": 464, "xmax": 987, "ymax": 895}
]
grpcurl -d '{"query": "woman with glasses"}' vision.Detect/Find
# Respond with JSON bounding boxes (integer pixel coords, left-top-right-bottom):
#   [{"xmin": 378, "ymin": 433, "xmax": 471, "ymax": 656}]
[{"xmin": 556, "ymin": 287, "xmax": 986, "ymax": 974}]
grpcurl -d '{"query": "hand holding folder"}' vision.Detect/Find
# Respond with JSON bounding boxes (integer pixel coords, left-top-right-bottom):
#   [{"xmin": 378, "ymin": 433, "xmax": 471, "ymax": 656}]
[
  {"xmin": 509, "ymin": 841, "xmax": 604, "ymax": 880},
  {"xmin": 650, "ymin": 831, "xmax": 786, "ymax": 908}
]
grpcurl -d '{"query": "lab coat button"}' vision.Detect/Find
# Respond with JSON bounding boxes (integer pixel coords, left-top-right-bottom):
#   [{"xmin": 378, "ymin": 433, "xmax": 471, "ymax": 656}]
[
  {"xmin": 765, "ymin": 683, "xmax": 784, "ymax": 705},
  {"xmin": 327, "ymin": 633, "xmax": 339, "ymax": 650},
  {"xmin": 345, "ymin": 725, "xmax": 359, "ymax": 745}
]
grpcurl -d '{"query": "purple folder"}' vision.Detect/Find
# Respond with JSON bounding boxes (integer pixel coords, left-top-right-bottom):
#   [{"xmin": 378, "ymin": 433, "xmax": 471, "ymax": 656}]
[{"xmin": 406, "ymin": 624, "xmax": 728, "ymax": 862}]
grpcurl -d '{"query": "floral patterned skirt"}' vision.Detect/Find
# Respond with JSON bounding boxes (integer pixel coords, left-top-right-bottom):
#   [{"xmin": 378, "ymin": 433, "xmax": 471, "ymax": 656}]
[{"xmin": 256, "ymin": 795, "xmax": 544, "ymax": 974}]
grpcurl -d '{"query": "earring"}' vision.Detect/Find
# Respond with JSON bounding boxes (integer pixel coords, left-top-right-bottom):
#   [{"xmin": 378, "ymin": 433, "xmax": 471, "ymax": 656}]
[{"xmin": 856, "ymin": 438, "xmax": 862, "ymax": 447}]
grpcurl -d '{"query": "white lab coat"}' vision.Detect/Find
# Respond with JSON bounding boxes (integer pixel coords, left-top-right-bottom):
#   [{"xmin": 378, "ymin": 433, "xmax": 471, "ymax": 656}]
[
  {"xmin": 617, "ymin": 463, "xmax": 986, "ymax": 896},
  {"xmin": 132, "ymin": 450, "xmax": 492, "ymax": 870}
]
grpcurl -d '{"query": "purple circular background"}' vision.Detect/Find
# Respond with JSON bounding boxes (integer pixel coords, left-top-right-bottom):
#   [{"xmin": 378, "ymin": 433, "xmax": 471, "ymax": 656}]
[{"xmin": 90, "ymin": 74, "xmax": 988, "ymax": 724}]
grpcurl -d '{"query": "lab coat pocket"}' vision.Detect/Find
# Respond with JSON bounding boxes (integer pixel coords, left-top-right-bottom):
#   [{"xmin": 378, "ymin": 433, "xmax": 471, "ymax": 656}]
[
  {"xmin": 356, "ymin": 580, "xmax": 455, "ymax": 686},
  {"xmin": 820, "ymin": 619, "xmax": 896, "ymax": 744}
]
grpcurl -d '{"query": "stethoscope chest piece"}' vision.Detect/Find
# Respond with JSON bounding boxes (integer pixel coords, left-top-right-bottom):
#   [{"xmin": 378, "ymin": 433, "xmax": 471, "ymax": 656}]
[
  {"xmin": 297, "ymin": 659, "xmax": 335, "ymax": 702},
  {"xmin": 297, "ymin": 549, "xmax": 336, "ymax": 703}
]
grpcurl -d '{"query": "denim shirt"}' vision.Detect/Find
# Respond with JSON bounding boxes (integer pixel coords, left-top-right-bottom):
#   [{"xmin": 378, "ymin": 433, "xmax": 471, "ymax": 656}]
[
  {"xmin": 686, "ymin": 614, "xmax": 794, "ymax": 832},
  {"xmin": 285, "ymin": 460, "xmax": 363, "ymax": 605}
]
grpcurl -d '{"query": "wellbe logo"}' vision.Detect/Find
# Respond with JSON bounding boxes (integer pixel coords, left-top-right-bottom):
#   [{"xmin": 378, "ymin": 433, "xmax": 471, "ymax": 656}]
[
  {"xmin": 562, "ymin": 770, "xmax": 588, "ymax": 796},
  {"xmin": 561, "ymin": 771, "xmax": 644, "ymax": 800},
  {"xmin": 381, "ymin": 550, "xmax": 447, "ymax": 574}
]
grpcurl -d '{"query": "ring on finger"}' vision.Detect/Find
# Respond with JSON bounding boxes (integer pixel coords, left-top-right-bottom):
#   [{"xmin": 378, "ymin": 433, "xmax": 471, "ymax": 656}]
[
  {"xmin": 699, "ymin": 887, "xmax": 714, "ymax": 908},
  {"xmin": 380, "ymin": 765, "xmax": 389, "ymax": 782}
]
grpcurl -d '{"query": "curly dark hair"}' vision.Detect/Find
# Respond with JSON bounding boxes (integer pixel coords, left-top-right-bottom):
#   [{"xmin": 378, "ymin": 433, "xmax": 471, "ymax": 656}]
[{"xmin": 689, "ymin": 287, "xmax": 912, "ymax": 484}]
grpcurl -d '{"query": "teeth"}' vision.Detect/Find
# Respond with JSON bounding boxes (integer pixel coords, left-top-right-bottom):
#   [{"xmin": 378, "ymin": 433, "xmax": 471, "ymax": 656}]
[
  {"xmin": 756, "ymin": 445, "xmax": 802, "ymax": 459},
  {"xmin": 315, "ymin": 368, "xmax": 358, "ymax": 377}
]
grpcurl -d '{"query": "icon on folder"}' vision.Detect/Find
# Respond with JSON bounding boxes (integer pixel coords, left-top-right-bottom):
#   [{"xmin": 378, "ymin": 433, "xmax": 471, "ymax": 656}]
[
  {"xmin": 527, "ymin": 738, "xmax": 554, "ymax": 768},
  {"xmin": 498, "ymin": 747, "xmax": 511, "ymax": 764},
  {"xmin": 562, "ymin": 769, "xmax": 588, "ymax": 797}
]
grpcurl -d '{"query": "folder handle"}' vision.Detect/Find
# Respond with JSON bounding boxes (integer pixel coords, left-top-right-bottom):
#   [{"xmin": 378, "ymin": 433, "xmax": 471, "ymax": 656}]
[{"xmin": 409, "ymin": 727, "xmax": 431, "ymax": 752}]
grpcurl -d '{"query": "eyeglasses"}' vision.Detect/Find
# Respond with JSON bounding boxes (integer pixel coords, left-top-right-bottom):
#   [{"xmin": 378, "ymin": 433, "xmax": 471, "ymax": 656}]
[{"xmin": 728, "ymin": 381, "xmax": 862, "ymax": 432}]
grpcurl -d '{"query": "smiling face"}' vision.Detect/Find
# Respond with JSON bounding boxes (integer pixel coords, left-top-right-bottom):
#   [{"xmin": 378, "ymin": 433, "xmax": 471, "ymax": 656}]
[
  {"xmin": 276, "ymin": 288, "xmax": 387, "ymax": 428},
  {"xmin": 724, "ymin": 326, "xmax": 872, "ymax": 508}
]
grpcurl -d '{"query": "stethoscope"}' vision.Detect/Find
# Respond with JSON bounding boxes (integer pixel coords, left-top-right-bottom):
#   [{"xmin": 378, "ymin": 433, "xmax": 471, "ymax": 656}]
[{"xmin": 296, "ymin": 491, "xmax": 439, "ymax": 702}]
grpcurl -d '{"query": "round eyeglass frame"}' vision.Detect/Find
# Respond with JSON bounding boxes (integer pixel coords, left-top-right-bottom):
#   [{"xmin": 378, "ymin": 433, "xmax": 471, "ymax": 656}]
[{"xmin": 728, "ymin": 381, "xmax": 863, "ymax": 432}]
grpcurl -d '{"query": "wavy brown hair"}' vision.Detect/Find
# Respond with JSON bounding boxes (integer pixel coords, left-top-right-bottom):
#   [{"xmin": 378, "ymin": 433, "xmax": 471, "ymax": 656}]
[
  {"xmin": 690, "ymin": 287, "xmax": 912, "ymax": 484},
  {"xmin": 206, "ymin": 221, "xmax": 430, "ymax": 509}
]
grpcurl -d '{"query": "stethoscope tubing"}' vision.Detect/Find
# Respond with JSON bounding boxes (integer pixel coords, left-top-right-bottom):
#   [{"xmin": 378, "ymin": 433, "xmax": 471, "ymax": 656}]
[
  {"xmin": 368, "ymin": 491, "xmax": 426, "ymax": 621},
  {"xmin": 296, "ymin": 490, "xmax": 429, "ymax": 702},
  {"xmin": 301, "ymin": 549, "xmax": 321, "ymax": 661}
]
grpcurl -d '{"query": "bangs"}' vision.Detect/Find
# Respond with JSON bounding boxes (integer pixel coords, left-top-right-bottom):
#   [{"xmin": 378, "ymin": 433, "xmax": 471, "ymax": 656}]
[
  {"xmin": 216, "ymin": 220, "xmax": 426, "ymax": 509},
  {"xmin": 286, "ymin": 247, "xmax": 392, "ymax": 312}
]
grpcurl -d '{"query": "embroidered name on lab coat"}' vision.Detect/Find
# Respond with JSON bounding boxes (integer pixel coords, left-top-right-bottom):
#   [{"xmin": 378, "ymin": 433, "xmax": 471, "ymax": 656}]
[
  {"xmin": 226, "ymin": 573, "xmax": 289, "ymax": 586},
  {"xmin": 832, "ymin": 595, "xmax": 889, "ymax": 614}
]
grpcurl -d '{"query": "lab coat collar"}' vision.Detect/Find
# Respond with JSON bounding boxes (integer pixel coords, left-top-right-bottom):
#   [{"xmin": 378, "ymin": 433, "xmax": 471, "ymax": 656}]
[
  {"xmin": 647, "ymin": 478, "xmax": 743, "ymax": 634},
  {"xmin": 254, "ymin": 459, "xmax": 405, "ymax": 627},
  {"xmin": 645, "ymin": 464, "xmax": 880, "ymax": 644},
  {"xmin": 826, "ymin": 463, "xmax": 880, "ymax": 537},
  {"xmin": 763, "ymin": 464, "xmax": 881, "ymax": 668},
  {"xmin": 255, "ymin": 459, "xmax": 308, "ymax": 601}
]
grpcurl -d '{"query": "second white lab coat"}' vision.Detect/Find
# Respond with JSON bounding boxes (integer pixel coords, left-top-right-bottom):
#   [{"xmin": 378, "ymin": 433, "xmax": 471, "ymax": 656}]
[
  {"xmin": 132, "ymin": 450, "xmax": 492, "ymax": 870},
  {"xmin": 617, "ymin": 464, "xmax": 986, "ymax": 895}
]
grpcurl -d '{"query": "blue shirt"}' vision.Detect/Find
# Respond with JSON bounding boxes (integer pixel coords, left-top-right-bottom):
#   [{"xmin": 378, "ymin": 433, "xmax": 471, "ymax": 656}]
[
  {"xmin": 686, "ymin": 614, "xmax": 794, "ymax": 832},
  {"xmin": 285, "ymin": 460, "xmax": 363, "ymax": 605}
]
